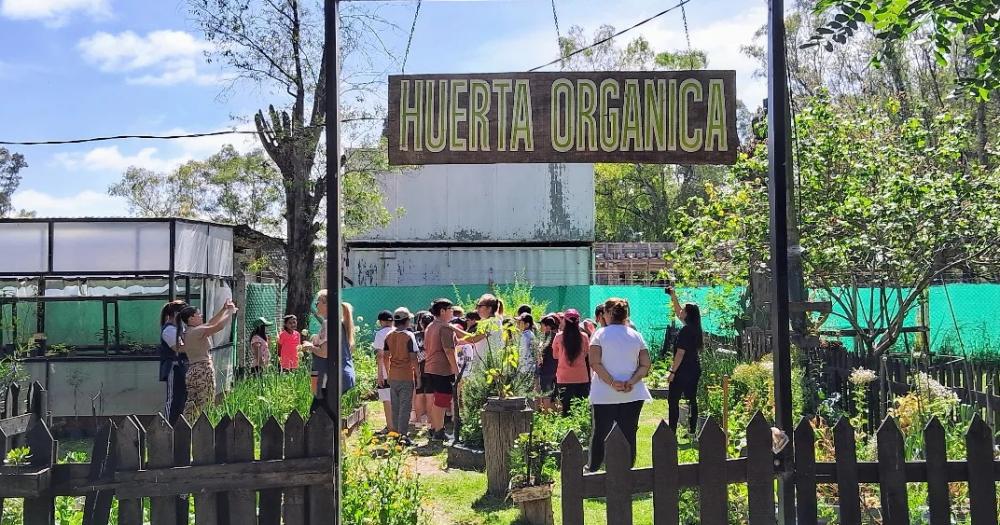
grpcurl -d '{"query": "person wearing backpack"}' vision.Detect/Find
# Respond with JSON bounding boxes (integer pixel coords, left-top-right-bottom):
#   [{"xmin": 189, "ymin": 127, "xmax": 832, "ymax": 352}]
[{"xmin": 159, "ymin": 300, "xmax": 188, "ymax": 426}]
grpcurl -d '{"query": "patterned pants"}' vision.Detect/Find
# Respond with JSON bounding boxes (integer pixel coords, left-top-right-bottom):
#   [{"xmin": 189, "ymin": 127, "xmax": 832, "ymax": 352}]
[{"xmin": 182, "ymin": 361, "xmax": 215, "ymax": 424}]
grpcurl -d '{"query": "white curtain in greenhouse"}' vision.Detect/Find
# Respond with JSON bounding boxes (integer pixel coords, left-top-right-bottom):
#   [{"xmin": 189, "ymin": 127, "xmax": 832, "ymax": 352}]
[
  {"xmin": 52, "ymin": 222, "xmax": 170, "ymax": 273},
  {"xmin": 174, "ymin": 222, "xmax": 209, "ymax": 275},
  {"xmin": 0, "ymin": 223, "xmax": 48, "ymax": 273},
  {"xmin": 207, "ymin": 225, "xmax": 234, "ymax": 277},
  {"xmin": 205, "ymin": 279, "xmax": 234, "ymax": 347}
]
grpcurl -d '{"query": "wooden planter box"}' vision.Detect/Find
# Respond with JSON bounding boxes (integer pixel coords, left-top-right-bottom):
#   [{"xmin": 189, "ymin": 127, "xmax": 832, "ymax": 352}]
[
  {"xmin": 341, "ymin": 404, "xmax": 368, "ymax": 436},
  {"xmin": 649, "ymin": 387, "xmax": 670, "ymax": 399},
  {"xmin": 0, "ymin": 466, "xmax": 51, "ymax": 498},
  {"xmin": 510, "ymin": 483, "xmax": 554, "ymax": 525},
  {"xmin": 446, "ymin": 442, "xmax": 486, "ymax": 471}
]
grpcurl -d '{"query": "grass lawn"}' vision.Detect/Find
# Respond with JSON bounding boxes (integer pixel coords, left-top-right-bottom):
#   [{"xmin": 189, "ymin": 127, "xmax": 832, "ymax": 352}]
[{"xmin": 362, "ymin": 399, "xmax": 700, "ymax": 525}]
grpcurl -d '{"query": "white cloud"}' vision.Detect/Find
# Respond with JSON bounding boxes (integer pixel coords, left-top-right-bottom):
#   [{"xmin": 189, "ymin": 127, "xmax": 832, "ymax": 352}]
[
  {"xmin": 11, "ymin": 189, "xmax": 129, "ymax": 217},
  {"xmin": 78, "ymin": 30, "xmax": 225, "ymax": 86},
  {"xmin": 1, "ymin": 0, "xmax": 109, "ymax": 27}
]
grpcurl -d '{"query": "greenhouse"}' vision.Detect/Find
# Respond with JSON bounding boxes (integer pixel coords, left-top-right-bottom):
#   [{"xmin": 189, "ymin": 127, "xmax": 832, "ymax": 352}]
[{"xmin": 0, "ymin": 218, "xmax": 236, "ymax": 421}]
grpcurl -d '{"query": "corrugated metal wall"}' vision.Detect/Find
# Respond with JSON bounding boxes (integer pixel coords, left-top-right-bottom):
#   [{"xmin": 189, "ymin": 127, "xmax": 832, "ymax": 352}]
[
  {"xmin": 356, "ymin": 163, "xmax": 594, "ymax": 242},
  {"xmin": 347, "ymin": 246, "xmax": 591, "ymax": 287}
]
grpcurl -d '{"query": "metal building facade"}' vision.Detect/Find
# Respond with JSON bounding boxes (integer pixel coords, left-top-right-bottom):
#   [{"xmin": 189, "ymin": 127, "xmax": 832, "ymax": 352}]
[
  {"xmin": 347, "ymin": 246, "xmax": 591, "ymax": 287},
  {"xmin": 346, "ymin": 163, "xmax": 595, "ymax": 287},
  {"xmin": 355, "ymin": 163, "xmax": 594, "ymax": 242}
]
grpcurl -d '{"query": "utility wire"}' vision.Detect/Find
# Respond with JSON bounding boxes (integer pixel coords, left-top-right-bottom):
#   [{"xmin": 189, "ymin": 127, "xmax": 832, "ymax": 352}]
[
  {"xmin": 401, "ymin": 0, "xmax": 422, "ymax": 73},
  {"xmin": 528, "ymin": 0, "xmax": 692, "ymax": 72},
  {"xmin": 0, "ymin": 118, "xmax": 381, "ymax": 146},
  {"xmin": 550, "ymin": 0, "xmax": 563, "ymax": 69}
]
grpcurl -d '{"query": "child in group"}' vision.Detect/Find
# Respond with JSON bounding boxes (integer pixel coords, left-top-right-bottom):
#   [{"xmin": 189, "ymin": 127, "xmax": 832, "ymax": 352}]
[
  {"xmin": 516, "ymin": 313, "xmax": 536, "ymax": 373},
  {"xmin": 373, "ymin": 310, "xmax": 395, "ymax": 434},
  {"xmin": 277, "ymin": 315, "xmax": 300, "ymax": 371},
  {"xmin": 384, "ymin": 307, "xmax": 421, "ymax": 445},
  {"xmin": 249, "ymin": 317, "xmax": 272, "ymax": 375}
]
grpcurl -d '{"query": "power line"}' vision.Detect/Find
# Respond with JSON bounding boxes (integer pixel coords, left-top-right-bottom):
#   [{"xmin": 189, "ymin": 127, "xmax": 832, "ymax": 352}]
[
  {"xmin": 401, "ymin": 0, "xmax": 422, "ymax": 73},
  {"xmin": 528, "ymin": 0, "xmax": 693, "ymax": 72},
  {"xmin": 0, "ymin": 118, "xmax": 381, "ymax": 146},
  {"xmin": 550, "ymin": 0, "xmax": 563, "ymax": 69}
]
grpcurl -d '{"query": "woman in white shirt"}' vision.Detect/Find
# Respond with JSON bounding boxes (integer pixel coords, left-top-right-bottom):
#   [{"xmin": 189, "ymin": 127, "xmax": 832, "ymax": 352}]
[{"xmin": 587, "ymin": 297, "xmax": 652, "ymax": 472}]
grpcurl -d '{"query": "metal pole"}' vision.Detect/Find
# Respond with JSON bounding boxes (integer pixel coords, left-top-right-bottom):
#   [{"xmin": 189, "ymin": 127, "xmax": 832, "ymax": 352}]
[
  {"xmin": 767, "ymin": 0, "xmax": 796, "ymax": 522},
  {"xmin": 324, "ymin": 0, "xmax": 343, "ymax": 523}
]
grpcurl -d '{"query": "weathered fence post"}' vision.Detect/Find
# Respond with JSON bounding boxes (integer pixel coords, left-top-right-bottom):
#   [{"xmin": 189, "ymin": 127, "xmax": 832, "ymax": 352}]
[
  {"xmin": 115, "ymin": 416, "xmax": 144, "ymax": 525},
  {"xmin": 306, "ymin": 409, "xmax": 335, "ymax": 522},
  {"xmin": 965, "ymin": 414, "xmax": 997, "ymax": 525},
  {"xmin": 282, "ymin": 412, "xmax": 307, "ymax": 525},
  {"xmin": 794, "ymin": 417, "xmax": 817, "ymax": 525},
  {"xmin": 559, "ymin": 431, "xmax": 585, "ymax": 525},
  {"xmin": 651, "ymin": 421, "xmax": 678, "ymax": 525},
  {"xmin": 746, "ymin": 413, "xmax": 774, "ymax": 525},
  {"xmin": 923, "ymin": 417, "xmax": 950, "ymax": 525},
  {"xmin": 604, "ymin": 427, "xmax": 633, "ymax": 525},
  {"xmin": 259, "ymin": 417, "xmax": 284, "ymax": 525},
  {"xmin": 148, "ymin": 415, "xmax": 178, "ymax": 525},
  {"xmin": 832, "ymin": 419, "xmax": 861, "ymax": 525},
  {"xmin": 482, "ymin": 397, "xmax": 533, "ymax": 497},
  {"xmin": 192, "ymin": 415, "xmax": 218, "ymax": 524},
  {"xmin": 697, "ymin": 417, "xmax": 727, "ymax": 524},
  {"xmin": 876, "ymin": 417, "xmax": 908, "ymax": 525},
  {"xmin": 82, "ymin": 421, "xmax": 117, "ymax": 525}
]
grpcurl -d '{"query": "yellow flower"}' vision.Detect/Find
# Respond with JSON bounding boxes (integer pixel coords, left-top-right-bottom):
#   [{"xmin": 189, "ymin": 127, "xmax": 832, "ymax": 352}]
[
  {"xmin": 395, "ymin": 446, "xmax": 403, "ymax": 452},
  {"xmin": 387, "ymin": 431, "xmax": 400, "ymax": 438}
]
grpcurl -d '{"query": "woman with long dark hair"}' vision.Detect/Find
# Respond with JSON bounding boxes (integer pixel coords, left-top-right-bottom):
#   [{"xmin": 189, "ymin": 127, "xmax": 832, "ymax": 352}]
[
  {"xmin": 536, "ymin": 314, "xmax": 559, "ymax": 410},
  {"xmin": 666, "ymin": 287, "xmax": 703, "ymax": 435},
  {"xmin": 177, "ymin": 300, "xmax": 238, "ymax": 422},
  {"xmin": 159, "ymin": 300, "xmax": 188, "ymax": 426},
  {"xmin": 552, "ymin": 309, "xmax": 591, "ymax": 416}
]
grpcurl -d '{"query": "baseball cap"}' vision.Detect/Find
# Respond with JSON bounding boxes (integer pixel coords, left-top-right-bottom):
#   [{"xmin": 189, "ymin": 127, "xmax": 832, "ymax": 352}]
[
  {"xmin": 393, "ymin": 307, "xmax": 412, "ymax": 322},
  {"xmin": 564, "ymin": 309, "xmax": 581, "ymax": 322},
  {"xmin": 377, "ymin": 310, "xmax": 393, "ymax": 322}
]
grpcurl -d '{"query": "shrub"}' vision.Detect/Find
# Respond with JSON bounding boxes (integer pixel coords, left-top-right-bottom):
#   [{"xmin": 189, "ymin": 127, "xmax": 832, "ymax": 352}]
[{"xmin": 342, "ymin": 427, "xmax": 424, "ymax": 525}]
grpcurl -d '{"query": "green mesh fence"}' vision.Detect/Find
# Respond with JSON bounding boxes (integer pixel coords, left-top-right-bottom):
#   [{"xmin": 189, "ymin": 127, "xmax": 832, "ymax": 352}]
[
  {"xmin": 246, "ymin": 282, "xmax": 1000, "ymax": 357},
  {"xmin": 243, "ymin": 282, "xmax": 286, "ymax": 367}
]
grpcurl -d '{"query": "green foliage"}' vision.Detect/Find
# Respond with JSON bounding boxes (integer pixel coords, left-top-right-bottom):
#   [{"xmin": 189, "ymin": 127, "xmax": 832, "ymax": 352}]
[
  {"xmin": 671, "ymin": 95, "xmax": 1000, "ymax": 355},
  {"xmin": 342, "ymin": 427, "xmax": 425, "ymax": 525},
  {"xmin": 4, "ymin": 446, "xmax": 31, "ymax": 466},
  {"xmin": 205, "ymin": 366, "xmax": 313, "ymax": 429},
  {"xmin": 510, "ymin": 400, "xmax": 591, "ymax": 489},
  {"xmin": 808, "ymin": 0, "xmax": 1000, "ymax": 98},
  {"xmin": 0, "ymin": 147, "xmax": 28, "ymax": 217},
  {"xmin": 108, "ymin": 145, "xmax": 283, "ymax": 234}
]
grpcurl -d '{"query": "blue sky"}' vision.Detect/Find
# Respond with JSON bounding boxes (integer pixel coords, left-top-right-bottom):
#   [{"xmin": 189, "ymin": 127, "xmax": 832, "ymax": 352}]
[{"xmin": 1, "ymin": 0, "xmax": 768, "ymax": 217}]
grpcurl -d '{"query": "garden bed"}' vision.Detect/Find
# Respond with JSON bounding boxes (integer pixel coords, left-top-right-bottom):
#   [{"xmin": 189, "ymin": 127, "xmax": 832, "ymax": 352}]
[
  {"xmin": 649, "ymin": 387, "xmax": 669, "ymax": 399},
  {"xmin": 341, "ymin": 404, "xmax": 368, "ymax": 436},
  {"xmin": 0, "ymin": 466, "xmax": 50, "ymax": 498},
  {"xmin": 446, "ymin": 442, "xmax": 486, "ymax": 471}
]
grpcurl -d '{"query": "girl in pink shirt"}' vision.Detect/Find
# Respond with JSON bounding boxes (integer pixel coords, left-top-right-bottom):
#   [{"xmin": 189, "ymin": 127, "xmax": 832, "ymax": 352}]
[
  {"xmin": 552, "ymin": 309, "xmax": 591, "ymax": 416},
  {"xmin": 278, "ymin": 315, "xmax": 301, "ymax": 371}
]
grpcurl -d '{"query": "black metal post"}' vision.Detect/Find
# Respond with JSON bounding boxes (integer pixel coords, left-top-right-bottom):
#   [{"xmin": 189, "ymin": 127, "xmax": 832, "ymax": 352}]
[
  {"xmin": 324, "ymin": 0, "xmax": 343, "ymax": 523},
  {"xmin": 768, "ymin": 0, "xmax": 796, "ymax": 523}
]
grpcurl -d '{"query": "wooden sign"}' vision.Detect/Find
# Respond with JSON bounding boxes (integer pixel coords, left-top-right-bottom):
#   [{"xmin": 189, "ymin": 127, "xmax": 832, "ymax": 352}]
[{"xmin": 387, "ymin": 71, "xmax": 738, "ymax": 166}]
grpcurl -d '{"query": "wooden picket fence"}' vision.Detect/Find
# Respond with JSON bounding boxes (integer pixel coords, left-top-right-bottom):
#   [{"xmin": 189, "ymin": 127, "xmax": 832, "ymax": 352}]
[
  {"xmin": 817, "ymin": 346, "xmax": 1000, "ymax": 429},
  {"xmin": 560, "ymin": 412, "xmax": 1000, "ymax": 525},
  {"xmin": 1, "ymin": 381, "xmax": 337, "ymax": 525}
]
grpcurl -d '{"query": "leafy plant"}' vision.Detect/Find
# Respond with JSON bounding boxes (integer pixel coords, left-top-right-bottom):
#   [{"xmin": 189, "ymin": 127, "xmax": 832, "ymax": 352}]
[
  {"xmin": 4, "ymin": 446, "xmax": 31, "ymax": 466},
  {"xmin": 342, "ymin": 426, "xmax": 424, "ymax": 525}
]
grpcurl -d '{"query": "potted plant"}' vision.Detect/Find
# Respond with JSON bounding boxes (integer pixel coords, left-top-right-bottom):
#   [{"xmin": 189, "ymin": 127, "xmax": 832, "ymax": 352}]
[
  {"xmin": 476, "ymin": 317, "xmax": 535, "ymax": 496},
  {"xmin": 509, "ymin": 421, "xmax": 555, "ymax": 525}
]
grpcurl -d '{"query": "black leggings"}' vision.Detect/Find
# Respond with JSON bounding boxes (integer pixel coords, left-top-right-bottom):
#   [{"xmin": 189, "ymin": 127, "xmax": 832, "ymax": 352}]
[
  {"xmin": 668, "ymin": 375, "xmax": 700, "ymax": 434},
  {"xmin": 589, "ymin": 400, "xmax": 644, "ymax": 472},
  {"xmin": 557, "ymin": 382, "xmax": 590, "ymax": 416},
  {"xmin": 165, "ymin": 362, "xmax": 187, "ymax": 426}
]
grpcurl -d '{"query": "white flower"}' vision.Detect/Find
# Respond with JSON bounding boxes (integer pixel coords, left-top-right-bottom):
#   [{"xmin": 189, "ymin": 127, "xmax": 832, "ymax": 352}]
[{"xmin": 849, "ymin": 367, "xmax": 878, "ymax": 386}]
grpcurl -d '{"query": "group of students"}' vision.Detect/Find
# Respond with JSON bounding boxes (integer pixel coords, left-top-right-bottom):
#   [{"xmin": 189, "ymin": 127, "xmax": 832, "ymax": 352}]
[
  {"xmin": 368, "ymin": 288, "xmax": 706, "ymax": 471},
  {"xmin": 371, "ymin": 294, "xmax": 508, "ymax": 444},
  {"xmin": 158, "ymin": 288, "xmax": 358, "ymax": 427}
]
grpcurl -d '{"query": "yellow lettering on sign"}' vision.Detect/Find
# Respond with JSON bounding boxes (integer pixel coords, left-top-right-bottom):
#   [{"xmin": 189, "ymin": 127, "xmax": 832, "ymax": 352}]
[{"xmin": 510, "ymin": 79, "xmax": 534, "ymax": 151}]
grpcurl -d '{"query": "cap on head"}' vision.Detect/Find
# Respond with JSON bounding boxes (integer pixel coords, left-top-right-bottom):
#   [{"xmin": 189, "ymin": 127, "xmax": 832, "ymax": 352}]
[
  {"xmin": 563, "ymin": 308, "xmax": 581, "ymax": 322},
  {"xmin": 393, "ymin": 307, "xmax": 412, "ymax": 322},
  {"xmin": 377, "ymin": 310, "xmax": 394, "ymax": 322}
]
